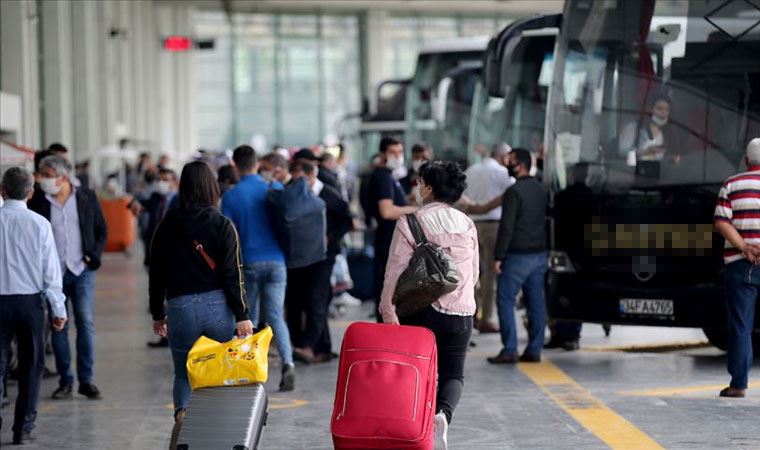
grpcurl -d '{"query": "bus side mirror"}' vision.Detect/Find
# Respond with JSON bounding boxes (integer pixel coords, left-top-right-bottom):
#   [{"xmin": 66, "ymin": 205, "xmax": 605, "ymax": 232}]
[{"xmin": 434, "ymin": 77, "xmax": 453, "ymax": 124}]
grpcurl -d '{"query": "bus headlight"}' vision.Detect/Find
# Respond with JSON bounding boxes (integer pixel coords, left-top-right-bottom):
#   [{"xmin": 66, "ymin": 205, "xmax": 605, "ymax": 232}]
[{"xmin": 548, "ymin": 251, "xmax": 576, "ymax": 273}]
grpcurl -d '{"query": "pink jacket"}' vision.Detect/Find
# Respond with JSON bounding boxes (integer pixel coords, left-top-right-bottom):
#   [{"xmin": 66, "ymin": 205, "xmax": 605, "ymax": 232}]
[{"xmin": 379, "ymin": 202, "xmax": 479, "ymax": 322}]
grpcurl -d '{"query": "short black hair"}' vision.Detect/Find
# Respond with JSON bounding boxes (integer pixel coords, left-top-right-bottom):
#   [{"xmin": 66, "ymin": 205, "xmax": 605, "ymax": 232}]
[
  {"xmin": 261, "ymin": 152, "xmax": 288, "ymax": 170},
  {"xmin": 34, "ymin": 149, "xmax": 54, "ymax": 173},
  {"xmin": 418, "ymin": 161, "xmax": 467, "ymax": 204},
  {"xmin": 217, "ymin": 164, "xmax": 239, "ymax": 185},
  {"xmin": 1, "ymin": 167, "xmax": 34, "ymax": 200},
  {"xmin": 232, "ymin": 145, "xmax": 257, "ymax": 173},
  {"xmin": 179, "ymin": 161, "xmax": 220, "ymax": 209},
  {"xmin": 294, "ymin": 148, "xmax": 318, "ymax": 162},
  {"xmin": 411, "ymin": 143, "xmax": 429, "ymax": 155},
  {"xmin": 47, "ymin": 143, "xmax": 69, "ymax": 154},
  {"xmin": 158, "ymin": 167, "xmax": 177, "ymax": 181},
  {"xmin": 511, "ymin": 147, "xmax": 532, "ymax": 172},
  {"xmin": 379, "ymin": 136, "xmax": 402, "ymax": 154},
  {"xmin": 289, "ymin": 160, "xmax": 316, "ymax": 176}
]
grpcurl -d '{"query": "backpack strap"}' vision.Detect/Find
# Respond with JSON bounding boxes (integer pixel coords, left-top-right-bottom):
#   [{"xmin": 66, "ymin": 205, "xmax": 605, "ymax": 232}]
[{"xmin": 405, "ymin": 213, "xmax": 428, "ymax": 246}]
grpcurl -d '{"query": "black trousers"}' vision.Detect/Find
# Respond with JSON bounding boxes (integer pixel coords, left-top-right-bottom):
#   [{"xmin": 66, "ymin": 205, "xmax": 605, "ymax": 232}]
[
  {"xmin": 401, "ymin": 306, "xmax": 473, "ymax": 424},
  {"xmin": 285, "ymin": 257, "xmax": 335, "ymax": 354},
  {"xmin": 0, "ymin": 294, "xmax": 46, "ymax": 436},
  {"xmin": 372, "ymin": 248, "xmax": 390, "ymax": 323}
]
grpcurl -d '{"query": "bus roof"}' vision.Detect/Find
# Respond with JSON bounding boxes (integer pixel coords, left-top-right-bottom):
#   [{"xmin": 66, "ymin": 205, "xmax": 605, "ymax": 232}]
[{"xmin": 418, "ymin": 36, "xmax": 490, "ymax": 55}]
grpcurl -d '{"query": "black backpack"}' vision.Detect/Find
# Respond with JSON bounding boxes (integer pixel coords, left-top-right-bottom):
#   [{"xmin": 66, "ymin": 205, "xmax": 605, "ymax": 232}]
[
  {"xmin": 392, "ymin": 213, "xmax": 460, "ymax": 317},
  {"xmin": 267, "ymin": 178, "xmax": 327, "ymax": 269}
]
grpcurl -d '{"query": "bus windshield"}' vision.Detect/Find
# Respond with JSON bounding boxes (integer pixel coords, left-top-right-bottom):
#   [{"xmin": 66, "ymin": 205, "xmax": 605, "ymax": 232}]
[
  {"xmin": 405, "ymin": 48, "xmax": 485, "ymax": 162},
  {"xmin": 546, "ymin": 0, "xmax": 760, "ymax": 194},
  {"xmin": 438, "ymin": 66, "xmax": 482, "ymax": 163},
  {"xmin": 469, "ymin": 32, "xmax": 556, "ymax": 165}
]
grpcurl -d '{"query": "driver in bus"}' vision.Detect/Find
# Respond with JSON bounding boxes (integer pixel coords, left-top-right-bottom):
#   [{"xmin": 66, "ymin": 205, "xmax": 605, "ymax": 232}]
[{"xmin": 619, "ymin": 93, "xmax": 680, "ymax": 164}]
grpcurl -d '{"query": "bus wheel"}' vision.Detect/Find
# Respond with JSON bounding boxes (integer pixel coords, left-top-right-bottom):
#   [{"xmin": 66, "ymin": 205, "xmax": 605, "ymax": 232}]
[{"xmin": 703, "ymin": 328, "xmax": 760, "ymax": 357}]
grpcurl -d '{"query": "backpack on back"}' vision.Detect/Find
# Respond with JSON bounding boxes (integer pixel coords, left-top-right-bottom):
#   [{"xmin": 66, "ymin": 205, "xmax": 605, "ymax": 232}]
[{"xmin": 267, "ymin": 178, "xmax": 326, "ymax": 269}]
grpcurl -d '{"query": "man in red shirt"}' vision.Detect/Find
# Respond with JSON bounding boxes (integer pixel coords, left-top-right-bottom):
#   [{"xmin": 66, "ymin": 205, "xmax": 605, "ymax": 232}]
[{"xmin": 714, "ymin": 137, "xmax": 760, "ymax": 398}]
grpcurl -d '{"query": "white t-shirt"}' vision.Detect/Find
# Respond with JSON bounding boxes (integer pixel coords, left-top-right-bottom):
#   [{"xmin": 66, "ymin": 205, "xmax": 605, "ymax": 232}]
[{"xmin": 463, "ymin": 157, "xmax": 514, "ymax": 221}]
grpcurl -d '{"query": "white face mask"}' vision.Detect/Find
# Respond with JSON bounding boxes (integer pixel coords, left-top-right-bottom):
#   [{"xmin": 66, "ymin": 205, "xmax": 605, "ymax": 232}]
[
  {"xmin": 413, "ymin": 185, "xmax": 423, "ymax": 205},
  {"xmin": 651, "ymin": 115, "xmax": 668, "ymax": 127},
  {"xmin": 40, "ymin": 177, "xmax": 62, "ymax": 195},
  {"xmin": 412, "ymin": 159, "xmax": 426, "ymax": 172},
  {"xmin": 156, "ymin": 180, "xmax": 172, "ymax": 195},
  {"xmin": 385, "ymin": 155, "xmax": 404, "ymax": 171},
  {"xmin": 259, "ymin": 170, "xmax": 274, "ymax": 183}
]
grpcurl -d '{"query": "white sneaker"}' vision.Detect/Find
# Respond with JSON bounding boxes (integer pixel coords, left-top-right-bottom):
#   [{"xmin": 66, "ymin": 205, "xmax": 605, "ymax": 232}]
[{"xmin": 434, "ymin": 412, "xmax": 448, "ymax": 450}]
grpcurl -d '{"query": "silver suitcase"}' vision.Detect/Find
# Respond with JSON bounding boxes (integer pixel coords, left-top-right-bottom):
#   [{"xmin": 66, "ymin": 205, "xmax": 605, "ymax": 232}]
[{"xmin": 173, "ymin": 384, "xmax": 268, "ymax": 450}]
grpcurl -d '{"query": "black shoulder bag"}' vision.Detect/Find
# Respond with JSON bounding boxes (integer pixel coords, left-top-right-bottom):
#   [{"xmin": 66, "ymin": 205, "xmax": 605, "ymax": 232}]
[{"xmin": 392, "ymin": 213, "xmax": 461, "ymax": 317}]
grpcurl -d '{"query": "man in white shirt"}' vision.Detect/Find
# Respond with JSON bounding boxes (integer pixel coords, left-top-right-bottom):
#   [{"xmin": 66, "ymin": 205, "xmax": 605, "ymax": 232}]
[
  {"xmin": 0, "ymin": 167, "xmax": 67, "ymax": 445},
  {"xmin": 463, "ymin": 143, "xmax": 513, "ymax": 333}
]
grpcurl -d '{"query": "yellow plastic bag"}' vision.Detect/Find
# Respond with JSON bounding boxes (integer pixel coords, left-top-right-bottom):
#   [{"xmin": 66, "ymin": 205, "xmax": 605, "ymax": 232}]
[{"xmin": 186, "ymin": 327, "xmax": 273, "ymax": 390}]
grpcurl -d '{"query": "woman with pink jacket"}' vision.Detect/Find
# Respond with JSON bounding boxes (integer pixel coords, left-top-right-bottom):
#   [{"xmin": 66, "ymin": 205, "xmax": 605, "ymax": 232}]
[{"xmin": 379, "ymin": 160, "xmax": 479, "ymax": 450}]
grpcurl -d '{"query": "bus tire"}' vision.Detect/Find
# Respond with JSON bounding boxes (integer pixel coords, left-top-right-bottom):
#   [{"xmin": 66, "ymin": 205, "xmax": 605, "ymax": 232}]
[{"xmin": 703, "ymin": 328, "xmax": 760, "ymax": 357}]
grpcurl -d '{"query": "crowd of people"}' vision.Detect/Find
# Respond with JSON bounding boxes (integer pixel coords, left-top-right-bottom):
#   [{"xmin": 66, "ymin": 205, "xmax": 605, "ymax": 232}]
[{"xmin": 2, "ymin": 135, "xmax": 759, "ymax": 447}]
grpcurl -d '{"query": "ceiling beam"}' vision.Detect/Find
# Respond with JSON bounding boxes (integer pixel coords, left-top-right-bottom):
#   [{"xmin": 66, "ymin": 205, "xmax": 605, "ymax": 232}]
[{"xmin": 159, "ymin": 0, "xmax": 563, "ymax": 16}]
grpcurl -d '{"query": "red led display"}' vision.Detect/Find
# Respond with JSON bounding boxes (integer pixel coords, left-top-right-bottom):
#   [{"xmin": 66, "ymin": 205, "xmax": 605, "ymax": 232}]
[{"xmin": 164, "ymin": 36, "xmax": 192, "ymax": 52}]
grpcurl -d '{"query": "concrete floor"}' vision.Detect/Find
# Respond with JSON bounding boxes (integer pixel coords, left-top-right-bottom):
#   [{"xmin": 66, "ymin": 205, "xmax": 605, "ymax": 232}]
[{"xmin": 2, "ymin": 251, "xmax": 759, "ymax": 449}]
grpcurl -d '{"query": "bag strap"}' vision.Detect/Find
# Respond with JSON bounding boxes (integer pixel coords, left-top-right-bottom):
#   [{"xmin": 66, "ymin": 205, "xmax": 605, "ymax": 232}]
[
  {"xmin": 405, "ymin": 213, "xmax": 428, "ymax": 246},
  {"xmin": 193, "ymin": 240, "xmax": 217, "ymax": 271}
]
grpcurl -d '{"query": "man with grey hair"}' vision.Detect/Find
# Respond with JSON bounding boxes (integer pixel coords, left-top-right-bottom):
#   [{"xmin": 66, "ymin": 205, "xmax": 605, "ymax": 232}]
[
  {"xmin": 462, "ymin": 142, "xmax": 514, "ymax": 333},
  {"xmin": 0, "ymin": 167, "xmax": 67, "ymax": 444},
  {"xmin": 28, "ymin": 154, "xmax": 107, "ymax": 400},
  {"xmin": 713, "ymin": 137, "xmax": 760, "ymax": 398}
]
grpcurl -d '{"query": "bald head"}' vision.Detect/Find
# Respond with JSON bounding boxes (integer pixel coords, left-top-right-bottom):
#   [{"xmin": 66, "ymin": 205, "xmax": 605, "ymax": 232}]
[
  {"xmin": 747, "ymin": 138, "xmax": 760, "ymax": 166},
  {"xmin": 491, "ymin": 143, "xmax": 511, "ymax": 160}
]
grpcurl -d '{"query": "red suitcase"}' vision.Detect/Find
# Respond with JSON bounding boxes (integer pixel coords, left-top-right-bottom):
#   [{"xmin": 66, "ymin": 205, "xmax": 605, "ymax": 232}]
[{"xmin": 331, "ymin": 322, "xmax": 437, "ymax": 450}]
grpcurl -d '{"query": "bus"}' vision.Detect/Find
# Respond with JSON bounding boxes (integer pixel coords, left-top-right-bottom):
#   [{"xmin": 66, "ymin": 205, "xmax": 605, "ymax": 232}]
[
  {"xmin": 404, "ymin": 36, "xmax": 489, "ymax": 164},
  {"xmin": 469, "ymin": 14, "xmax": 561, "ymax": 167},
  {"xmin": 543, "ymin": 0, "xmax": 760, "ymax": 351},
  {"xmin": 434, "ymin": 62, "xmax": 483, "ymax": 166},
  {"xmin": 357, "ymin": 78, "xmax": 410, "ymax": 163}
]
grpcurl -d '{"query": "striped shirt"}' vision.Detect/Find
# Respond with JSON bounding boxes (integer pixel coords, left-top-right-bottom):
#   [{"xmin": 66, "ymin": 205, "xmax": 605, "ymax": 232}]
[{"xmin": 714, "ymin": 167, "xmax": 760, "ymax": 263}]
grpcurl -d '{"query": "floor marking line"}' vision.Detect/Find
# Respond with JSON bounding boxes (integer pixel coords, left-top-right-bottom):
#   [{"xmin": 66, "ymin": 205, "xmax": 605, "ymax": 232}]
[
  {"xmin": 621, "ymin": 381, "xmax": 760, "ymax": 397},
  {"xmin": 581, "ymin": 340, "xmax": 710, "ymax": 353},
  {"xmin": 519, "ymin": 361, "xmax": 665, "ymax": 450}
]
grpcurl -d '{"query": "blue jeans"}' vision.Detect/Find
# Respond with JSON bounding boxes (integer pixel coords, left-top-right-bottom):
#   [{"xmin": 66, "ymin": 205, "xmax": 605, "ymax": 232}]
[
  {"xmin": 166, "ymin": 289, "xmax": 235, "ymax": 412},
  {"xmin": 496, "ymin": 252, "xmax": 548, "ymax": 357},
  {"xmin": 52, "ymin": 269, "xmax": 95, "ymax": 386},
  {"xmin": 724, "ymin": 260, "xmax": 758, "ymax": 389},
  {"xmin": 244, "ymin": 262, "xmax": 293, "ymax": 366}
]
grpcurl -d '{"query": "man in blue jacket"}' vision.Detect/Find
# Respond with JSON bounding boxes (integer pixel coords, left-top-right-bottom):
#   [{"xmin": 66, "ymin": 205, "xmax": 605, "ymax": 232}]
[{"xmin": 222, "ymin": 145, "xmax": 295, "ymax": 391}]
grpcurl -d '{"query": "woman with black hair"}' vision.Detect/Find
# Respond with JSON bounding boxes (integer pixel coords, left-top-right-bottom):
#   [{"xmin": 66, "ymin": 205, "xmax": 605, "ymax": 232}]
[
  {"xmin": 379, "ymin": 160, "xmax": 479, "ymax": 450},
  {"xmin": 149, "ymin": 161, "xmax": 253, "ymax": 422},
  {"xmin": 619, "ymin": 93, "xmax": 678, "ymax": 162}
]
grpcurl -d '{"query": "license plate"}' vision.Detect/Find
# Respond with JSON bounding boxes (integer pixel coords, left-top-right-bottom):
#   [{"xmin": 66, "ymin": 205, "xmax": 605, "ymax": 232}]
[{"xmin": 619, "ymin": 298, "xmax": 674, "ymax": 317}]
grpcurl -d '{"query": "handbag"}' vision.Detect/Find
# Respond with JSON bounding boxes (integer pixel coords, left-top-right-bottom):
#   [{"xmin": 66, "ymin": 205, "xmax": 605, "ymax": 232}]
[
  {"xmin": 392, "ymin": 213, "xmax": 461, "ymax": 317},
  {"xmin": 186, "ymin": 327, "xmax": 273, "ymax": 390}
]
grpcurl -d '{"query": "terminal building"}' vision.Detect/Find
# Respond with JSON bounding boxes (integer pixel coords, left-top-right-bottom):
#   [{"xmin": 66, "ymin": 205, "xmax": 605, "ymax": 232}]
[{"xmin": 1, "ymin": 0, "xmax": 759, "ymax": 449}]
